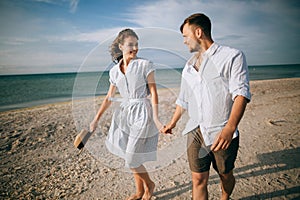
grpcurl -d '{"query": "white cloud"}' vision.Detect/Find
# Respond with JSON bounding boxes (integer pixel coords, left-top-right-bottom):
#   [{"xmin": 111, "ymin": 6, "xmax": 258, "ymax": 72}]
[
  {"xmin": 125, "ymin": 0, "xmax": 185, "ymax": 29},
  {"xmin": 1, "ymin": 0, "xmax": 299, "ymax": 75},
  {"xmin": 49, "ymin": 27, "xmax": 190, "ymax": 72},
  {"xmin": 69, "ymin": 0, "xmax": 79, "ymax": 13},
  {"xmin": 0, "ymin": 37, "xmax": 39, "ymax": 45},
  {"xmin": 55, "ymin": 27, "xmax": 123, "ymax": 43},
  {"xmin": 124, "ymin": 0, "xmax": 300, "ymax": 65},
  {"xmin": 125, "ymin": 0, "xmax": 226, "ymax": 30},
  {"xmin": 32, "ymin": 0, "xmax": 80, "ymax": 13}
]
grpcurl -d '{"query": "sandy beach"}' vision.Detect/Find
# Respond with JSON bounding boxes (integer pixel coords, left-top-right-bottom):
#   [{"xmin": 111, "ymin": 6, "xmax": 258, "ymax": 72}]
[{"xmin": 0, "ymin": 78, "xmax": 299, "ymax": 199}]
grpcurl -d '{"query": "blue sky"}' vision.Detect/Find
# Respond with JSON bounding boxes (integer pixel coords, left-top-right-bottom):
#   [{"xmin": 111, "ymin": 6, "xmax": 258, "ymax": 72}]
[{"xmin": 0, "ymin": 0, "xmax": 299, "ymax": 75}]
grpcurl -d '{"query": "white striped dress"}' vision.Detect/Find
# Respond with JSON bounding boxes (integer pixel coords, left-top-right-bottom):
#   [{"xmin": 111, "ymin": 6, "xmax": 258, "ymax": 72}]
[{"xmin": 105, "ymin": 58, "xmax": 159, "ymax": 168}]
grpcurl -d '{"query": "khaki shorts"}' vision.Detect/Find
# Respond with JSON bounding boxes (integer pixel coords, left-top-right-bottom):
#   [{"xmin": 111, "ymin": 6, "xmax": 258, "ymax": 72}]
[{"xmin": 187, "ymin": 127, "xmax": 239, "ymax": 174}]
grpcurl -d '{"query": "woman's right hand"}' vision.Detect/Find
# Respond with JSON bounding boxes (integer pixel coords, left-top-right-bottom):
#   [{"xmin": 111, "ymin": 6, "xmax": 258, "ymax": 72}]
[
  {"xmin": 153, "ymin": 119, "xmax": 164, "ymax": 132},
  {"xmin": 89, "ymin": 119, "xmax": 98, "ymax": 132}
]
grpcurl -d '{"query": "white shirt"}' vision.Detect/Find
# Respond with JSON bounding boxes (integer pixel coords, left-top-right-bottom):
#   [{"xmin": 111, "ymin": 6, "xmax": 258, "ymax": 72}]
[{"xmin": 176, "ymin": 43, "xmax": 251, "ymax": 146}]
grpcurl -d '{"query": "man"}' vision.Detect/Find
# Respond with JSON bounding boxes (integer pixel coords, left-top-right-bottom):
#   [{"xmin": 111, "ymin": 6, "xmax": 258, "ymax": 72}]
[{"xmin": 162, "ymin": 13, "xmax": 251, "ymax": 200}]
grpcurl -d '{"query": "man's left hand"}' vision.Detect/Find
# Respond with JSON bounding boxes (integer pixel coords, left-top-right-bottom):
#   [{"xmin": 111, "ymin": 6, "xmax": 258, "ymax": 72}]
[{"xmin": 210, "ymin": 126, "xmax": 235, "ymax": 152}]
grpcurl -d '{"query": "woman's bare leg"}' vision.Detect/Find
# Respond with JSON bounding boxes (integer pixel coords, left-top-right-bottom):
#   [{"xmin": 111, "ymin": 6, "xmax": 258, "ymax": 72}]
[
  {"xmin": 126, "ymin": 172, "xmax": 144, "ymax": 200},
  {"xmin": 130, "ymin": 165, "xmax": 155, "ymax": 200}
]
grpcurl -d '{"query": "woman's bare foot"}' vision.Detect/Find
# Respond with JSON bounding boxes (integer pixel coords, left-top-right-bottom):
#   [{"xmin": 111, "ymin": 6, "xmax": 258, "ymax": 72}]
[
  {"xmin": 126, "ymin": 193, "xmax": 143, "ymax": 200},
  {"xmin": 142, "ymin": 181, "xmax": 155, "ymax": 200}
]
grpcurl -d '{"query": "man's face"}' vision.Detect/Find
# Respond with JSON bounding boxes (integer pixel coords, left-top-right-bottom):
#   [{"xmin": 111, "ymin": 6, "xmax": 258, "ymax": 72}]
[{"xmin": 182, "ymin": 24, "xmax": 201, "ymax": 53}]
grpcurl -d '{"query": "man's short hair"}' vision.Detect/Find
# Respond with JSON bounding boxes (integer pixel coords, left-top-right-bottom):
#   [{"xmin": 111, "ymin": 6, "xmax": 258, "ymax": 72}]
[{"xmin": 180, "ymin": 13, "xmax": 212, "ymax": 38}]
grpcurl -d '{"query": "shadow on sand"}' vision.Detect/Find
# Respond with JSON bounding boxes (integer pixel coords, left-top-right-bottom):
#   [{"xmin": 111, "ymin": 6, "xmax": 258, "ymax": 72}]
[{"xmin": 154, "ymin": 147, "xmax": 300, "ymax": 199}]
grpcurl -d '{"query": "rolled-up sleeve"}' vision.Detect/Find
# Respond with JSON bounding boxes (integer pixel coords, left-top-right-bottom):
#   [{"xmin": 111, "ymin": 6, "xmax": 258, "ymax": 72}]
[
  {"xmin": 229, "ymin": 51, "xmax": 251, "ymax": 102},
  {"xmin": 176, "ymin": 76, "xmax": 188, "ymax": 110}
]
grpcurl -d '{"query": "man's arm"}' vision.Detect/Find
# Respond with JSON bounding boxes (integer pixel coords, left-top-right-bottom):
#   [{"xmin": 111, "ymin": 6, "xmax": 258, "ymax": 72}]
[
  {"xmin": 210, "ymin": 95, "xmax": 248, "ymax": 151},
  {"xmin": 162, "ymin": 105, "xmax": 185, "ymax": 134}
]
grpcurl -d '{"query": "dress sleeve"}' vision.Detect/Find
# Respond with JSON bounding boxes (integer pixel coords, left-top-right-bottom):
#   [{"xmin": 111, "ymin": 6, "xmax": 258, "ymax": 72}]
[
  {"xmin": 145, "ymin": 60, "xmax": 155, "ymax": 77},
  {"xmin": 109, "ymin": 68, "xmax": 117, "ymax": 86}
]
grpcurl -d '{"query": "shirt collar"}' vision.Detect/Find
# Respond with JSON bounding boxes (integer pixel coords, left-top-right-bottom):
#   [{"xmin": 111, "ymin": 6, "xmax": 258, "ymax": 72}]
[
  {"xmin": 202, "ymin": 43, "xmax": 218, "ymax": 57},
  {"xmin": 186, "ymin": 43, "xmax": 219, "ymax": 70}
]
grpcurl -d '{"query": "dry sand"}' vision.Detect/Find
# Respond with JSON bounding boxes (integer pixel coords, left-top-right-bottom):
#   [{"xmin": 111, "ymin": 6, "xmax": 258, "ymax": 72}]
[{"xmin": 0, "ymin": 78, "xmax": 299, "ymax": 199}]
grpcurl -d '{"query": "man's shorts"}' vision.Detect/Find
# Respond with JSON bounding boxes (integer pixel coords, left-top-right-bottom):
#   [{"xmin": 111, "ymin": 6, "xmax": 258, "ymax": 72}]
[{"xmin": 187, "ymin": 127, "xmax": 239, "ymax": 174}]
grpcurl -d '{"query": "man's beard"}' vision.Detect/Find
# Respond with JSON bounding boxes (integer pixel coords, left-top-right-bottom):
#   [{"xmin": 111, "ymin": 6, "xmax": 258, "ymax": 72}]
[
  {"xmin": 190, "ymin": 48, "xmax": 198, "ymax": 53},
  {"xmin": 189, "ymin": 40, "xmax": 201, "ymax": 53}
]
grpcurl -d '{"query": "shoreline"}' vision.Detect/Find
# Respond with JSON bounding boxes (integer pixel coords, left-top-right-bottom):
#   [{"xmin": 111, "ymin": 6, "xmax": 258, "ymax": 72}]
[
  {"xmin": 0, "ymin": 77, "xmax": 299, "ymax": 114},
  {"xmin": 0, "ymin": 78, "xmax": 299, "ymax": 199},
  {"xmin": 0, "ymin": 85, "xmax": 181, "ymax": 113}
]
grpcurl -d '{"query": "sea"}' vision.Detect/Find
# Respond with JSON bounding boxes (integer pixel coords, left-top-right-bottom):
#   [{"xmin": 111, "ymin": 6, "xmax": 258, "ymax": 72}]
[{"xmin": 0, "ymin": 64, "xmax": 299, "ymax": 112}]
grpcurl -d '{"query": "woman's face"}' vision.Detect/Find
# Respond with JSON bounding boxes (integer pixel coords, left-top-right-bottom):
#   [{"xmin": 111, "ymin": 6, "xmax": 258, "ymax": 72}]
[{"xmin": 119, "ymin": 36, "xmax": 138, "ymax": 60}]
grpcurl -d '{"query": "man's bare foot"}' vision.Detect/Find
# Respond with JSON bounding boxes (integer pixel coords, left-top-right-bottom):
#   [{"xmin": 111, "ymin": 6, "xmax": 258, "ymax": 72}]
[
  {"xmin": 126, "ymin": 193, "xmax": 143, "ymax": 200},
  {"xmin": 142, "ymin": 181, "xmax": 155, "ymax": 200}
]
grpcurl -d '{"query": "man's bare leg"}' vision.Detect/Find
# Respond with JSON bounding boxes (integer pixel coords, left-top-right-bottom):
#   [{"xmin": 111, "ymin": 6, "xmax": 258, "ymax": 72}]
[
  {"xmin": 191, "ymin": 171, "xmax": 209, "ymax": 200},
  {"xmin": 219, "ymin": 170, "xmax": 235, "ymax": 200}
]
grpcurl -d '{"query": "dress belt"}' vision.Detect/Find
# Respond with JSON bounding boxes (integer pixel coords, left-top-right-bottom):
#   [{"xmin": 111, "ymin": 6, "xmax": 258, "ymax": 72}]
[{"xmin": 109, "ymin": 97, "xmax": 149, "ymax": 103}]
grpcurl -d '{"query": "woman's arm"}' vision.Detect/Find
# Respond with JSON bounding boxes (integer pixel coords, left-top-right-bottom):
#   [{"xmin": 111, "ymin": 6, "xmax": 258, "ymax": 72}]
[
  {"xmin": 147, "ymin": 71, "xmax": 163, "ymax": 130},
  {"xmin": 90, "ymin": 84, "xmax": 117, "ymax": 132}
]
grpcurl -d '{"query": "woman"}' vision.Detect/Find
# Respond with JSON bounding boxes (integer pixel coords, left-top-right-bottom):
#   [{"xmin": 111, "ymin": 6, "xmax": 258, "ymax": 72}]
[{"xmin": 90, "ymin": 29, "xmax": 162, "ymax": 200}]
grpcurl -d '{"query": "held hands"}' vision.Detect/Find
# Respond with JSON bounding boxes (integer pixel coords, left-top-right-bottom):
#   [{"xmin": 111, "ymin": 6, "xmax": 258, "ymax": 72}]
[{"xmin": 160, "ymin": 122, "xmax": 175, "ymax": 134}]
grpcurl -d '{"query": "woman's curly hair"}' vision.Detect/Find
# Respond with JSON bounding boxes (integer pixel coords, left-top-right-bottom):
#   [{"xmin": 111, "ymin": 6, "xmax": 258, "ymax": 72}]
[{"xmin": 110, "ymin": 28, "xmax": 139, "ymax": 63}]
